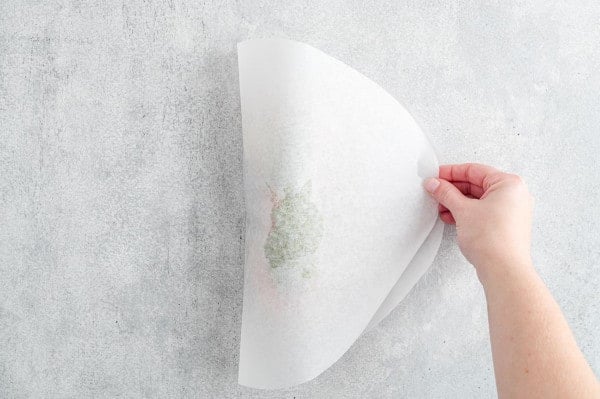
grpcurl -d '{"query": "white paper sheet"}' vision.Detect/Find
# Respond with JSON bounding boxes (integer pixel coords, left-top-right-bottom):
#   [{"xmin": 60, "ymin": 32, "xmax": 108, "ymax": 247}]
[{"xmin": 237, "ymin": 38, "xmax": 443, "ymax": 389}]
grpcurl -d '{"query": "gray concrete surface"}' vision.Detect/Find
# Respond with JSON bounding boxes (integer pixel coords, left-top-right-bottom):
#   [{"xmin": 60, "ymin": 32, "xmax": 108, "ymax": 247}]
[{"xmin": 1, "ymin": 0, "xmax": 598, "ymax": 397}]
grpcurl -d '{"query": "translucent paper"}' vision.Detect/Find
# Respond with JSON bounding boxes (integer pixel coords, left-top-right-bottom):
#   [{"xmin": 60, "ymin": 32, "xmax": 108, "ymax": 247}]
[{"xmin": 237, "ymin": 38, "xmax": 443, "ymax": 389}]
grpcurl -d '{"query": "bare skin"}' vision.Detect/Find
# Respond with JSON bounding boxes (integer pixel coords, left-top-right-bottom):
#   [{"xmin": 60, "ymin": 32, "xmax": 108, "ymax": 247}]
[{"xmin": 423, "ymin": 163, "xmax": 600, "ymax": 399}]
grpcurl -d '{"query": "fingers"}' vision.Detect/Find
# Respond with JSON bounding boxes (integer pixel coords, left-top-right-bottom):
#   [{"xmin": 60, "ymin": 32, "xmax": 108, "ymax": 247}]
[
  {"xmin": 451, "ymin": 181, "xmax": 485, "ymax": 198},
  {"xmin": 432, "ymin": 163, "xmax": 509, "ymax": 225},
  {"xmin": 439, "ymin": 163, "xmax": 500, "ymax": 190},
  {"xmin": 423, "ymin": 177, "xmax": 469, "ymax": 214},
  {"xmin": 439, "ymin": 211, "xmax": 456, "ymax": 225},
  {"xmin": 437, "ymin": 180, "xmax": 483, "ymax": 215}
]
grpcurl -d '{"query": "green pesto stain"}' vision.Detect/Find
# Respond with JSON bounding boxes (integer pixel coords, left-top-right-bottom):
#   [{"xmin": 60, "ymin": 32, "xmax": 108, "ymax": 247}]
[{"xmin": 264, "ymin": 180, "xmax": 323, "ymax": 272}]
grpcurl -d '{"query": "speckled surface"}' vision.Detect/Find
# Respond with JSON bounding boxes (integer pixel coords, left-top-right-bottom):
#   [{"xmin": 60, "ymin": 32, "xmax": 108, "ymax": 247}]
[{"xmin": 0, "ymin": 1, "xmax": 598, "ymax": 397}]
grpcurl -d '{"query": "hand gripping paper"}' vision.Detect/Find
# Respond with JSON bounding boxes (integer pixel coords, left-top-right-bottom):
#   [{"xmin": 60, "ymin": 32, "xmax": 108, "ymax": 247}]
[{"xmin": 237, "ymin": 38, "xmax": 443, "ymax": 389}]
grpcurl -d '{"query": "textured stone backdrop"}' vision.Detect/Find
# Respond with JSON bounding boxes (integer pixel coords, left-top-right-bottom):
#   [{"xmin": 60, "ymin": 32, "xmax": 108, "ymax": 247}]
[{"xmin": 1, "ymin": 0, "xmax": 598, "ymax": 397}]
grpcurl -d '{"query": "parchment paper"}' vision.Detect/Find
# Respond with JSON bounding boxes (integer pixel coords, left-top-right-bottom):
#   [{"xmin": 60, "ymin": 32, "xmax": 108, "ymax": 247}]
[{"xmin": 237, "ymin": 38, "xmax": 443, "ymax": 389}]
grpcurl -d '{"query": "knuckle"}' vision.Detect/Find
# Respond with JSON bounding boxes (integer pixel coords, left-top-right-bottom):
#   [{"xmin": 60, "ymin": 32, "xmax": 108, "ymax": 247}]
[
  {"xmin": 464, "ymin": 163, "xmax": 474, "ymax": 181},
  {"xmin": 437, "ymin": 184, "xmax": 463, "ymax": 212},
  {"xmin": 436, "ymin": 185, "xmax": 451, "ymax": 200},
  {"xmin": 505, "ymin": 173, "xmax": 524, "ymax": 185}
]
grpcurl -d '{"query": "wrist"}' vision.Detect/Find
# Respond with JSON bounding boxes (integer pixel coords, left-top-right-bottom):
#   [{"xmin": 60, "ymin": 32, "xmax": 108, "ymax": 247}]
[{"xmin": 474, "ymin": 254, "xmax": 536, "ymax": 289}]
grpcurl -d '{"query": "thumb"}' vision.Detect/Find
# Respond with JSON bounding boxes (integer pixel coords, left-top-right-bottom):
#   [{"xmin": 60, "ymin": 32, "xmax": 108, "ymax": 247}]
[{"xmin": 423, "ymin": 177, "xmax": 467, "ymax": 214}]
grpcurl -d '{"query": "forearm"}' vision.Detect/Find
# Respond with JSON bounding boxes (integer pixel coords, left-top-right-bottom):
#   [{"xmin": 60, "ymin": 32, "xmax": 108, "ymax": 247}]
[
  {"xmin": 480, "ymin": 260, "xmax": 600, "ymax": 398},
  {"xmin": 426, "ymin": 164, "xmax": 599, "ymax": 396}
]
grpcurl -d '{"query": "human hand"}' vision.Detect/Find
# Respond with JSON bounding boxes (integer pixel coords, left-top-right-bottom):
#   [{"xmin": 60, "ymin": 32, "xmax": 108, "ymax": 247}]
[{"xmin": 423, "ymin": 163, "xmax": 534, "ymax": 284}]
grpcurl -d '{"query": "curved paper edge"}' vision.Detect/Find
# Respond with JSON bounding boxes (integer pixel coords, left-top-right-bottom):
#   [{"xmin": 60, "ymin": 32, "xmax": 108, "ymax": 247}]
[{"xmin": 365, "ymin": 217, "xmax": 444, "ymax": 332}]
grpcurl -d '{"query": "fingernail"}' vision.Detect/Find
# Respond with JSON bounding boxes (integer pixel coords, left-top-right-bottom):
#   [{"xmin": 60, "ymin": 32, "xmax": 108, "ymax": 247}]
[{"xmin": 424, "ymin": 178, "xmax": 440, "ymax": 193}]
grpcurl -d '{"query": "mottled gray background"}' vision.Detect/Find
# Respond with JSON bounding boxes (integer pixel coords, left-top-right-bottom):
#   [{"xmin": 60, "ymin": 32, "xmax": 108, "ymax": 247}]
[{"xmin": 1, "ymin": 0, "xmax": 598, "ymax": 398}]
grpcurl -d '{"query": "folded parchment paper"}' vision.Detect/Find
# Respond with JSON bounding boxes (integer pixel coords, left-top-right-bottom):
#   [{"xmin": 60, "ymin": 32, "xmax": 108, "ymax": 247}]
[{"xmin": 237, "ymin": 38, "xmax": 443, "ymax": 389}]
